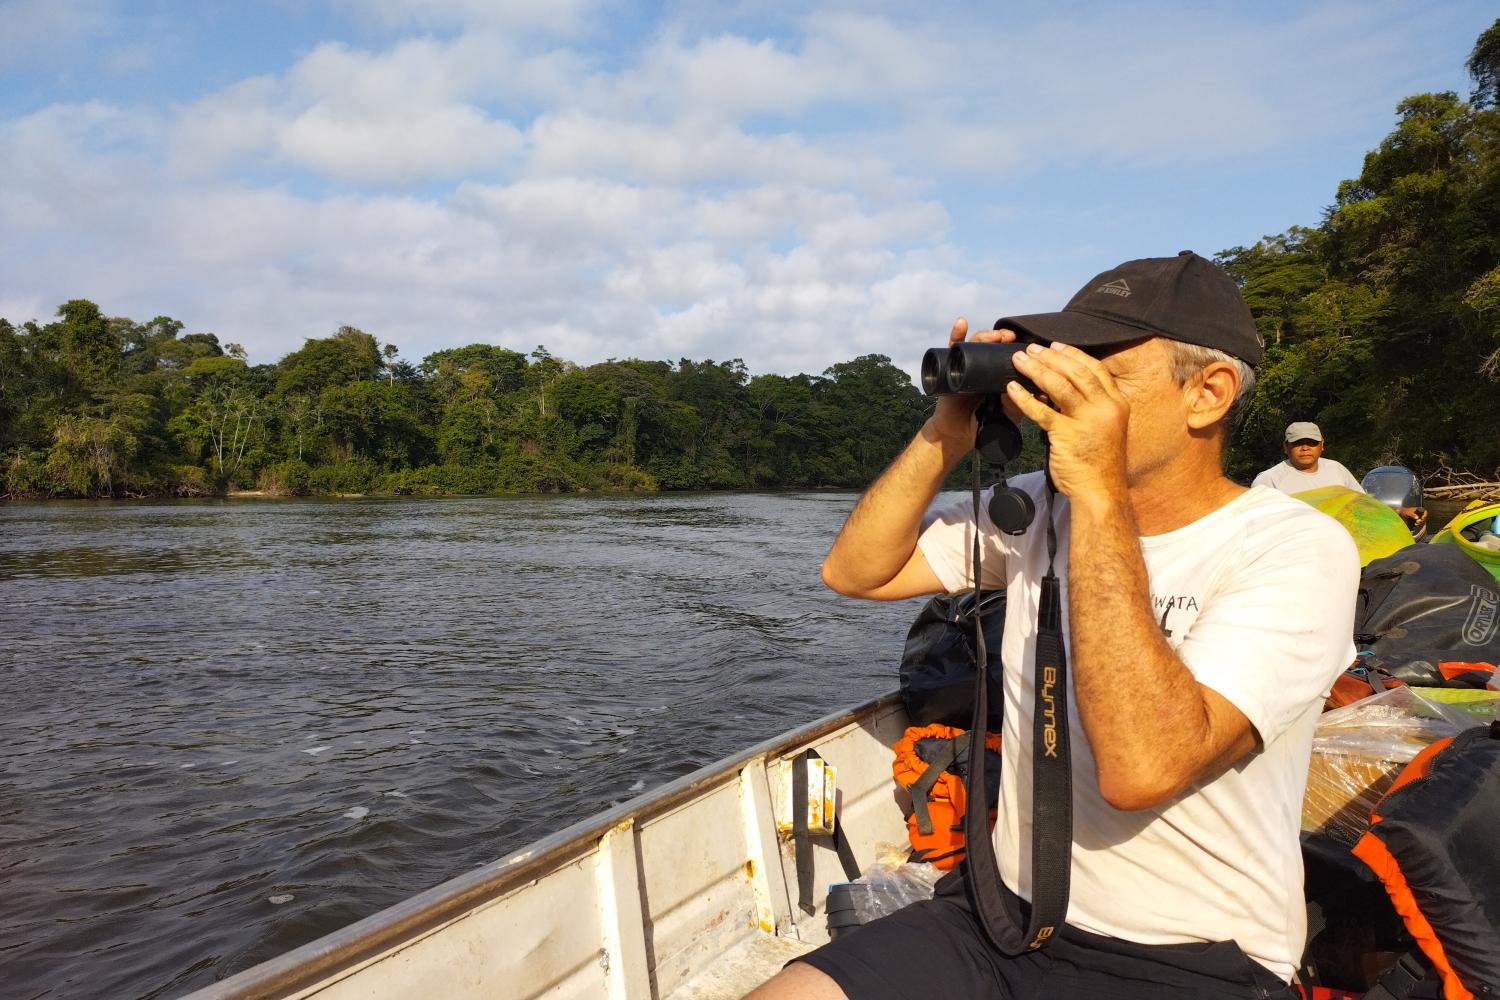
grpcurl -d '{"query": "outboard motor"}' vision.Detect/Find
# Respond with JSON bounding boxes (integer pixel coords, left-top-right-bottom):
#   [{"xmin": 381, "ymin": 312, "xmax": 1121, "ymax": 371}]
[{"xmin": 1360, "ymin": 465, "xmax": 1428, "ymax": 541}]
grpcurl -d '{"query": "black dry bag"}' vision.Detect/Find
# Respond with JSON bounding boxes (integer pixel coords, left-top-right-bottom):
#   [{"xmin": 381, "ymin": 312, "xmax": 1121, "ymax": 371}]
[
  {"xmin": 898, "ymin": 590, "xmax": 1005, "ymax": 729},
  {"xmin": 1353, "ymin": 726, "xmax": 1500, "ymax": 999},
  {"xmin": 1356, "ymin": 544, "xmax": 1500, "ymax": 685}
]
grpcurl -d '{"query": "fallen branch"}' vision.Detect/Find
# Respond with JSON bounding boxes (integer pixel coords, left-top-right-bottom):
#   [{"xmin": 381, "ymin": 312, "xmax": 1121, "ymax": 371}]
[
  {"xmin": 1425, "ymin": 481, "xmax": 1500, "ymax": 499},
  {"xmin": 1419, "ymin": 457, "xmax": 1500, "ymax": 502}
]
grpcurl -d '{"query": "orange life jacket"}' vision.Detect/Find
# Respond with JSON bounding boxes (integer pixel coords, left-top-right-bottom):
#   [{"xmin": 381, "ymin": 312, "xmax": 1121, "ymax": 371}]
[{"xmin": 892, "ymin": 723, "xmax": 1002, "ymax": 870}]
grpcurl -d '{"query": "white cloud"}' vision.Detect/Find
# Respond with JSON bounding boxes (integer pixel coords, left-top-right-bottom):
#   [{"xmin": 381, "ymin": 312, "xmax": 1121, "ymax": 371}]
[
  {"xmin": 169, "ymin": 37, "xmax": 532, "ymax": 185},
  {"xmin": 169, "ymin": 77, "xmax": 285, "ymax": 176},
  {"xmin": 1, "ymin": 0, "xmax": 1483, "ymax": 382},
  {"xmin": 281, "ymin": 102, "xmax": 522, "ymax": 184},
  {"xmin": 457, "ymin": 177, "xmax": 690, "ymax": 252},
  {"xmin": 605, "ymin": 243, "xmax": 746, "ymax": 305},
  {"xmin": 613, "ymin": 33, "xmax": 839, "ymax": 123},
  {"xmin": 0, "ymin": 102, "xmax": 159, "ymax": 234},
  {"xmin": 523, "ymin": 110, "xmax": 899, "ymax": 192},
  {"xmin": 287, "ymin": 38, "xmax": 478, "ymax": 111},
  {"xmin": 0, "ymin": 0, "xmax": 111, "ymax": 71},
  {"xmin": 328, "ymin": 0, "xmax": 598, "ymax": 35},
  {"xmin": 157, "ymin": 3, "xmax": 1424, "ymax": 191},
  {"xmin": 1, "ymin": 99, "xmax": 986, "ymax": 374},
  {"xmin": 103, "ymin": 41, "xmax": 155, "ymax": 75}
]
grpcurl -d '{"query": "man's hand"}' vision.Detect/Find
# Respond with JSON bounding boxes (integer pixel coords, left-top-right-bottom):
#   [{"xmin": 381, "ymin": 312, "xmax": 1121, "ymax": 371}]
[
  {"xmin": 820, "ymin": 313, "xmax": 1031, "ymax": 602},
  {"xmin": 929, "ymin": 317, "xmax": 1021, "ymax": 444},
  {"xmin": 1398, "ymin": 506, "xmax": 1427, "ymax": 532},
  {"xmin": 1007, "ymin": 341, "xmax": 1130, "ymax": 502}
]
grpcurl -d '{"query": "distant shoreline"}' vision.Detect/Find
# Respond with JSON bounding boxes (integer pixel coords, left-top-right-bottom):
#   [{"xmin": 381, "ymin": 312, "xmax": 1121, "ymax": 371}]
[
  {"xmin": 2, "ymin": 486, "xmax": 868, "ymax": 503},
  {"xmin": 6, "ymin": 482, "xmax": 1497, "ymax": 506}
]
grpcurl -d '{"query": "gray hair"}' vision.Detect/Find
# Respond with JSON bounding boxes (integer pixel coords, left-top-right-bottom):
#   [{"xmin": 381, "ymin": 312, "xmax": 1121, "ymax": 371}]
[{"xmin": 1166, "ymin": 341, "xmax": 1257, "ymax": 433}]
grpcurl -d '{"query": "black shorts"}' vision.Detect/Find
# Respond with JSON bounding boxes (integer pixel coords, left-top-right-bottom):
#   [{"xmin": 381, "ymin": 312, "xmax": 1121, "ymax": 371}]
[{"xmin": 795, "ymin": 870, "xmax": 1297, "ymax": 1000}]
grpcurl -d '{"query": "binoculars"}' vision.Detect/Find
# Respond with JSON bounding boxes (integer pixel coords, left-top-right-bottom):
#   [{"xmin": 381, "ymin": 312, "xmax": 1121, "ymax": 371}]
[
  {"xmin": 919, "ymin": 341, "xmax": 1039, "ymax": 534},
  {"xmin": 920, "ymin": 342, "xmax": 1039, "ymax": 398}
]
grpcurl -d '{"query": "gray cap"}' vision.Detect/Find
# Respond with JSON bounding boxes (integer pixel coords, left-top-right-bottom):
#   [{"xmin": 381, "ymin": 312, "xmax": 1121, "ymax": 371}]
[{"xmin": 1284, "ymin": 421, "xmax": 1323, "ymax": 443}]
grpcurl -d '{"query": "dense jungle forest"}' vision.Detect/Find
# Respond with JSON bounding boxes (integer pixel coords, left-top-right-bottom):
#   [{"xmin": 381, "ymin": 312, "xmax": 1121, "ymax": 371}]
[
  {"xmin": 1218, "ymin": 19, "xmax": 1500, "ymax": 480},
  {"xmin": 0, "ymin": 315, "xmax": 928, "ymax": 497},
  {"xmin": 3, "ymin": 21, "xmax": 1498, "ymax": 500}
]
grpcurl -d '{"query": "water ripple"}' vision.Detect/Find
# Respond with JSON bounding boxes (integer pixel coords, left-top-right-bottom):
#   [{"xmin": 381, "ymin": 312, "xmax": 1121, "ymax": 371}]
[{"xmin": 0, "ymin": 493, "xmax": 918, "ymax": 999}]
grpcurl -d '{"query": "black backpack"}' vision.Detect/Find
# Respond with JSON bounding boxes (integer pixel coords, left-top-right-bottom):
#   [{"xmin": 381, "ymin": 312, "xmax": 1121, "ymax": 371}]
[{"xmin": 898, "ymin": 590, "xmax": 1005, "ymax": 729}]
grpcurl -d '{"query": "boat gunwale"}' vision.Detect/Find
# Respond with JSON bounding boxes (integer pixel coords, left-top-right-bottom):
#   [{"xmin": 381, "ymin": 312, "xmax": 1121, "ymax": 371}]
[{"xmin": 183, "ymin": 690, "xmax": 902, "ymax": 1000}]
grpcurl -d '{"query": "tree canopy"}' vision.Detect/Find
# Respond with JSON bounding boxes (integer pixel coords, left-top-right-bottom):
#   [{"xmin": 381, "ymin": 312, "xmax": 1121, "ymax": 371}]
[{"xmin": 0, "ymin": 309, "xmax": 928, "ymax": 498}]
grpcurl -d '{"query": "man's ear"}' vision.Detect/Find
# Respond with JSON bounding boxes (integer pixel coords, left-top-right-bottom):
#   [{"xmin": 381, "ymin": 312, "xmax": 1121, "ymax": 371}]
[{"xmin": 1185, "ymin": 361, "xmax": 1239, "ymax": 430}]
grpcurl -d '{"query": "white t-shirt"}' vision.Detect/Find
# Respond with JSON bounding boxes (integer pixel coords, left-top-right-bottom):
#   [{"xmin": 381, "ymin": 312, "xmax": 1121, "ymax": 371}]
[
  {"xmin": 1251, "ymin": 458, "xmax": 1363, "ymax": 494},
  {"xmin": 917, "ymin": 475, "xmax": 1358, "ymax": 981}
]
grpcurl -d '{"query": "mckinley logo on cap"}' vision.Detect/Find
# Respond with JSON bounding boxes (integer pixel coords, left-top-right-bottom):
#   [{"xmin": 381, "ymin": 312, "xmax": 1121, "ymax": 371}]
[{"xmin": 1096, "ymin": 279, "xmax": 1131, "ymax": 298}]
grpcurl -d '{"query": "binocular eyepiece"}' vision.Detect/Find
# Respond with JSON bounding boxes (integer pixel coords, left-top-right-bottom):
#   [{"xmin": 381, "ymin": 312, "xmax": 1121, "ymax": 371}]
[{"xmin": 920, "ymin": 342, "xmax": 1038, "ymax": 397}]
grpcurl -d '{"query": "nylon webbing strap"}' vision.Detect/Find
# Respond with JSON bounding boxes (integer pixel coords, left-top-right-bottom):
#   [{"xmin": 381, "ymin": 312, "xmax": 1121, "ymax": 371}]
[
  {"xmin": 908, "ymin": 732, "xmax": 971, "ymax": 836},
  {"xmin": 831, "ymin": 810, "xmax": 860, "ymax": 883},
  {"xmin": 792, "ymin": 748, "xmax": 860, "ymax": 916},
  {"xmin": 793, "ymin": 751, "xmax": 815, "ymax": 915},
  {"xmin": 961, "ymin": 447, "xmax": 1073, "ymax": 954}
]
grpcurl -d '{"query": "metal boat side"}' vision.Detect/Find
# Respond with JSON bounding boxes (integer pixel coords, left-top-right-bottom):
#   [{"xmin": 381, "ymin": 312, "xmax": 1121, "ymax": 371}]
[{"xmin": 182, "ymin": 691, "xmax": 911, "ymax": 1000}]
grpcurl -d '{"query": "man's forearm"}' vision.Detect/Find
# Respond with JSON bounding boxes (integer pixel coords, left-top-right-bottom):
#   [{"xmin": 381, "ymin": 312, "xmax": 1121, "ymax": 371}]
[
  {"xmin": 822, "ymin": 419, "xmax": 970, "ymax": 595},
  {"xmin": 1067, "ymin": 493, "xmax": 1242, "ymax": 809}
]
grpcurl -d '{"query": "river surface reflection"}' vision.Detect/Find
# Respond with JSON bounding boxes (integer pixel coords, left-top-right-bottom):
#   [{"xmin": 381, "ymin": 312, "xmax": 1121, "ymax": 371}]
[{"xmin": 1, "ymin": 494, "xmax": 917, "ymax": 999}]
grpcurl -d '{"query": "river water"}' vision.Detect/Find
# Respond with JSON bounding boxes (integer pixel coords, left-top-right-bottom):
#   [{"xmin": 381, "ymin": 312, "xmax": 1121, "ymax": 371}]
[{"xmin": 0, "ymin": 494, "xmax": 919, "ymax": 1000}]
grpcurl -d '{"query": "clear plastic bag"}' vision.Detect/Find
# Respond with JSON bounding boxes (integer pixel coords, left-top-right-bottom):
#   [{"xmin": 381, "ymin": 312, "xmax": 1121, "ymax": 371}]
[
  {"xmin": 831, "ymin": 843, "xmax": 944, "ymax": 925},
  {"xmin": 1303, "ymin": 686, "xmax": 1473, "ymax": 845}
]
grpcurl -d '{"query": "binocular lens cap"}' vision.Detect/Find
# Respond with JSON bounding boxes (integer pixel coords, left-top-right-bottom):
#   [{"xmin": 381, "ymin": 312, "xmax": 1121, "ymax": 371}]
[{"xmin": 988, "ymin": 487, "xmax": 1036, "ymax": 535}]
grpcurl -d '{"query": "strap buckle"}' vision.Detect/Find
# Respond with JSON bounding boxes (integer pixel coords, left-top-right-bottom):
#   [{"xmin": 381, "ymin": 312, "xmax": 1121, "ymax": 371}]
[{"xmin": 1362, "ymin": 950, "xmax": 1428, "ymax": 1000}]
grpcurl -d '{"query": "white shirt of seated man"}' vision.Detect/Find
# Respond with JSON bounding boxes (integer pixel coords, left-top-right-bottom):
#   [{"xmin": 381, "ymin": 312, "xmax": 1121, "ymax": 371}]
[{"xmin": 1251, "ymin": 421, "xmax": 1363, "ymax": 494}]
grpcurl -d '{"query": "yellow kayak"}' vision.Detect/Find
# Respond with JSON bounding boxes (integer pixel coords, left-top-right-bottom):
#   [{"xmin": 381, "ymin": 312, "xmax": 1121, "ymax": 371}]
[
  {"xmin": 1292, "ymin": 486, "xmax": 1414, "ymax": 566},
  {"xmin": 1432, "ymin": 500, "xmax": 1500, "ymax": 582}
]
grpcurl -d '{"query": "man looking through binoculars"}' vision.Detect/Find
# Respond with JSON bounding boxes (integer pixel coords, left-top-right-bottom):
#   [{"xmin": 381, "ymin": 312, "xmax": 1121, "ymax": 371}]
[{"xmin": 747, "ymin": 252, "xmax": 1359, "ymax": 1000}]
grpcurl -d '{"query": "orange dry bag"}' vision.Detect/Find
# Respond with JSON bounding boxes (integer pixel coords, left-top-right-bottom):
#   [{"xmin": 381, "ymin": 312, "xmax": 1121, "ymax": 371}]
[{"xmin": 892, "ymin": 723, "xmax": 1002, "ymax": 870}]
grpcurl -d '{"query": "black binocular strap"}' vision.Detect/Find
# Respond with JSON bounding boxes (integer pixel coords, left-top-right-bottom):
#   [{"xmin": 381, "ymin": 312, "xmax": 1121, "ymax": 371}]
[
  {"xmin": 792, "ymin": 748, "xmax": 861, "ymax": 916},
  {"xmin": 961, "ymin": 448, "xmax": 1073, "ymax": 953}
]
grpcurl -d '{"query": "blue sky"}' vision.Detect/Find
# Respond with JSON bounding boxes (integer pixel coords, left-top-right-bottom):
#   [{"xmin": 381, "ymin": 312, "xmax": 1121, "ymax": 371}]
[{"xmin": 1, "ymin": 1, "xmax": 1494, "ymax": 379}]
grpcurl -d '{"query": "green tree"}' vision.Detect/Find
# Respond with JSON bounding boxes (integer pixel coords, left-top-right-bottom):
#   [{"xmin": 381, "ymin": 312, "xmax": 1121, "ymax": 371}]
[
  {"xmin": 435, "ymin": 370, "xmax": 500, "ymax": 465},
  {"xmin": 1469, "ymin": 18, "xmax": 1500, "ymax": 109},
  {"xmin": 319, "ymin": 380, "xmax": 430, "ymax": 468},
  {"xmin": 815, "ymin": 354, "xmax": 928, "ymax": 487},
  {"xmin": 0, "ymin": 319, "xmax": 23, "ymax": 451},
  {"xmin": 54, "ymin": 299, "xmax": 118, "ymax": 389},
  {"xmin": 167, "ymin": 357, "xmax": 261, "ymax": 482},
  {"xmin": 46, "ymin": 413, "xmax": 138, "ymax": 497},
  {"xmin": 276, "ymin": 326, "xmax": 382, "ymax": 397},
  {"xmin": 420, "ymin": 344, "xmax": 528, "ymax": 394}
]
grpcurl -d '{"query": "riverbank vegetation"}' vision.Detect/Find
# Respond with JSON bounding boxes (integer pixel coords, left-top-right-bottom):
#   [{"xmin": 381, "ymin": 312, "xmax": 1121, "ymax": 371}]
[
  {"xmin": 4, "ymin": 21, "xmax": 1498, "ymax": 500},
  {"xmin": 0, "ymin": 312, "xmax": 928, "ymax": 497}
]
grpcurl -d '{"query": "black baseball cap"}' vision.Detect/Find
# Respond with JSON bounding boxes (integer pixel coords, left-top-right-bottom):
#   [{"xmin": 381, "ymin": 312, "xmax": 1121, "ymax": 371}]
[{"xmin": 995, "ymin": 251, "xmax": 1264, "ymax": 366}]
